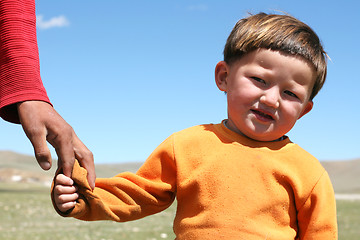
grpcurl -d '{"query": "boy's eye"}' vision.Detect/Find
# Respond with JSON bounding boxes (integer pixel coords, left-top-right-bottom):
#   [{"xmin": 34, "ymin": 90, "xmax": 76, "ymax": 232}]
[
  {"xmin": 284, "ymin": 90, "xmax": 299, "ymax": 99},
  {"xmin": 251, "ymin": 77, "xmax": 266, "ymax": 84}
]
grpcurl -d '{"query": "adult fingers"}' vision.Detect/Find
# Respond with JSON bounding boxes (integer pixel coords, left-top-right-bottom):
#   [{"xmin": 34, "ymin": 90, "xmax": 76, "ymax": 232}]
[
  {"xmin": 17, "ymin": 101, "xmax": 95, "ymax": 186},
  {"xmin": 17, "ymin": 101, "xmax": 53, "ymax": 170},
  {"xmin": 45, "ymin": 113, "xmax": 75, "ymax": 178},
  {"xmin": 29, "ymin": 131, "xmax": 53, "ymax": 171},
  {"xmin": 73, "ymin": 134, "xmax": 96, "ymax": 190},
  {"xmin": 18, "ymin": 100, "xmax": 75, "ymax": 177}
]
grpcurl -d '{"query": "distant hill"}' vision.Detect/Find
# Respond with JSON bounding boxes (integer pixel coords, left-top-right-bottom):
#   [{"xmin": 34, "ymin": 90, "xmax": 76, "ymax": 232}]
[
  {"xmin": 0, "ymin": 151, "xmax": 142, "ymax": 186},
  {"xmin": 0, "ymin": 151, "xmax": 359, "ymax": 193},
  {"xmin": 0, "ymin": 151, "xmax": 55, "ymax": 185},
  {"xmin": 322, "ymin": 159, "xmax": 360, "ymax": 193}
]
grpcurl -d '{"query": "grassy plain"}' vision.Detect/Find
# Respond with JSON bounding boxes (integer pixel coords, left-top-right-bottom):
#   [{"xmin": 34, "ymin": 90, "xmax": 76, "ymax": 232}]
[
  {"xmin": 0, "ymin": 182, "xmax": 176, "ymax": 240},
  {"xmin": 0, "ymin": 183, "xmax": 359, "ymax": 240}
]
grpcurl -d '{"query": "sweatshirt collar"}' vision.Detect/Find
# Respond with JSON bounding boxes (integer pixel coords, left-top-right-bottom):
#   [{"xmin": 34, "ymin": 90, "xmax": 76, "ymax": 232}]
[{"xmin": 217, "ymin": 120, "xmax": 292, "ymax": 150}]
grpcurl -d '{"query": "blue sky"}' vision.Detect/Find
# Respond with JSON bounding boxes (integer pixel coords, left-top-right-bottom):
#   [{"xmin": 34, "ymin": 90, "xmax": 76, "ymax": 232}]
[{"xmin": 1, "ymin": 0, "xmax": 359, "ymax": 164}]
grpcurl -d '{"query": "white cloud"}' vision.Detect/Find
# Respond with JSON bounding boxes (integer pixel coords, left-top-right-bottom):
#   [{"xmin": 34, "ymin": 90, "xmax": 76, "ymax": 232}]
[{"xmin": 36, "ymin": 15, "xmax": 70, "ymax": 30}]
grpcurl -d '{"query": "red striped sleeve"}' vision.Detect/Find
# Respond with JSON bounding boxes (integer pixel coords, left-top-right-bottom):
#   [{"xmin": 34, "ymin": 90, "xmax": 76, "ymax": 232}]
[{"xmin": 0, "ymin": 0, "xmax": 50, "ymax": 123}]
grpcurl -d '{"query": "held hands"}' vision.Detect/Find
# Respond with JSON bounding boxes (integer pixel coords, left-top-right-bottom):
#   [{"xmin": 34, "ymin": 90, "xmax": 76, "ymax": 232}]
[
  {"xmin": 17, "ymin": 101, "xmax": 96, "ymax": 189},
  {"xmin": 54, "ymin": 174, "xmax": 79, "ymax": 212}
]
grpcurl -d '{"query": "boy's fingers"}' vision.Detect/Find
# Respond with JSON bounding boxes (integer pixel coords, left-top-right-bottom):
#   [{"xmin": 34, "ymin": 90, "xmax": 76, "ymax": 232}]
[
  {"xmin": 55, "ymin": 190, "xmax": 79, "ymax": 212},
  {"xmin": 57, "ymin": 201, "xmax": 77, "ymax": 213},
  {"xmin": 56, "ymin": 192, "xmax": 79, "ymax": 204},
  {"xmin": 55, "ymin": 174, "xmax": 74, "ymax": 186},
  {"xmin": 54, "ymin": 185, "xmax": 77, "ymax": 195},
  {"xmin": 54, "ymin": 181, "xmax": 79, "ymax": 212}
]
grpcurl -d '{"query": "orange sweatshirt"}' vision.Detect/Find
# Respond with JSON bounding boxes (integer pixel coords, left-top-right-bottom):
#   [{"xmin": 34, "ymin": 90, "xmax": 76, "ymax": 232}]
[{"xmin": 52, "ymin": 122, "xmax": 337, "ymax": 240}]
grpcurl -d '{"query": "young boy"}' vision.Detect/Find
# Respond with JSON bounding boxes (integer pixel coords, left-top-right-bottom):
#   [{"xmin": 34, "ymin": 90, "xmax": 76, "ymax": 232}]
[{"xmin": 52, "ymin": 13, "xmax": 337, "ymax": 239}]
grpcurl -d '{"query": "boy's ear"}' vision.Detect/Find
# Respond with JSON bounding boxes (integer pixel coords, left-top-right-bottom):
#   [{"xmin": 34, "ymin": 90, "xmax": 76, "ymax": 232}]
[
  {"xmin": 215, "ymin": 61, "xmax": 229, "ymax": 92},
  {"xmin": 298, "ymin": 101, "xmax": 313, "ymax": 119}
]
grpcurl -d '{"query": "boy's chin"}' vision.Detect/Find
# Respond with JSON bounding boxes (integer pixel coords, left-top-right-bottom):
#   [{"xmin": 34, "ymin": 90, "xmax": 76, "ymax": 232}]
[{"xmin": 226, "ymin": 120, "xmax": 286, "ymax": 142}]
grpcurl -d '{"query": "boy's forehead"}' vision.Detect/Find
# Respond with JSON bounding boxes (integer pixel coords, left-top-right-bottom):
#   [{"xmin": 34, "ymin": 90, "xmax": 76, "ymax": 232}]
[{"xmin": 248, "ymin": 49, "xmax": 314, "ymax": 69}]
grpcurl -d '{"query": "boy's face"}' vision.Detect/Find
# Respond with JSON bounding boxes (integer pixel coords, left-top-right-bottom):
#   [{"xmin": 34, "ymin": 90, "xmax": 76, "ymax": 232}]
[{"xmin": 215, "ymin": 49, "xmax": 315, "ymax": 142}]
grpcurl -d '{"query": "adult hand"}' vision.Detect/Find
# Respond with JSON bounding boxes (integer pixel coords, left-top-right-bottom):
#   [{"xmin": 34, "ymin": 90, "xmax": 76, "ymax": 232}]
[{"xmin": 17, "ymin": 100, "xmax": 96, "ymax": 189}]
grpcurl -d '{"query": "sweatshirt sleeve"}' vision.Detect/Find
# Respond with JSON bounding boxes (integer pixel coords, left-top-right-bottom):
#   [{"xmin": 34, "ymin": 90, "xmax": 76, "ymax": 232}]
[
  {"xmin": 0, "ymin": 0, "xmax": 50, "ymax": 124},
  {"xmin": 296, "ymin": 171, "xmax": 338, "ymax": 240},
  {"xmin": 52, "ymin": 136, "xmax": 177, "ymax": 222}
]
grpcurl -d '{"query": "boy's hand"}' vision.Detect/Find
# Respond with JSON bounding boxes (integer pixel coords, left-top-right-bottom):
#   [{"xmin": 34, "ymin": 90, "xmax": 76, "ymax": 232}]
[{"xmin": 54, "ymin": 174, "xmax": 79, "ymax": 213}]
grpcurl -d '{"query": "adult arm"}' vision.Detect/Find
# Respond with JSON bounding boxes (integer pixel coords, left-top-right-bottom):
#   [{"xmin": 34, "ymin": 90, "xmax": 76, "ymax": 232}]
[
  {"xmin": 0, "ymin": 0, "xmax": 95, "ymax": 188},
  {"xmin": 0, "ymin": 0, "xmax": 49, "ymax": 122}
]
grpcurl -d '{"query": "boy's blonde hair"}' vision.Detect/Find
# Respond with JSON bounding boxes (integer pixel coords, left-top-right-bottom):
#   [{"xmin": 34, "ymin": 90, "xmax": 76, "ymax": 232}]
[{"xmin": 224, "ymin": 13, "xmax": 327, "ymax": 100}]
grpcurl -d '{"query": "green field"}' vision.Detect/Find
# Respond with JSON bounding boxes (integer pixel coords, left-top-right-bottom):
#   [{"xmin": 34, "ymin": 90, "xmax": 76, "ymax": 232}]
[{"xmin": 0, "ymin": 183, "xmax": 359, "ymax": 240}]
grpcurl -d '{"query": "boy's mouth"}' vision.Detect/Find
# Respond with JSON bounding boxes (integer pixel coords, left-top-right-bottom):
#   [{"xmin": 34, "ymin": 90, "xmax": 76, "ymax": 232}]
[{"xmin": 251, "ymin": 109, "xmax": 274, "ymax": 121}]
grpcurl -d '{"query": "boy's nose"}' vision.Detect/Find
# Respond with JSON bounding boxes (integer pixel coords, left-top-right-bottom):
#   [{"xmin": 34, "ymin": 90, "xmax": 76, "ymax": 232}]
[{"xmin": 260, "ymin": 88, "xmax": 280, "ymax": 108}]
